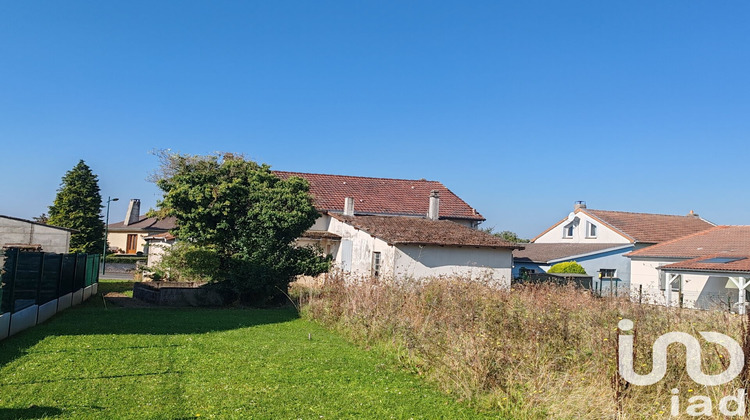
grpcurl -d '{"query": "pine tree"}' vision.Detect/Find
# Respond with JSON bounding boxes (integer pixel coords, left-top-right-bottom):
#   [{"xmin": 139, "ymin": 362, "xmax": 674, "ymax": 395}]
[{"xmin": 48, "ymin": 160, "xmax": 105, "ymax": 254}]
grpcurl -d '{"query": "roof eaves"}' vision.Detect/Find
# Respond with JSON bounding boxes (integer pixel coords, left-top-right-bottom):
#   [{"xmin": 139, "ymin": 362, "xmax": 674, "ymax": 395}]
[{"xmin": 546, "ymin": 244, "xmax": 635, "ymax": 264}]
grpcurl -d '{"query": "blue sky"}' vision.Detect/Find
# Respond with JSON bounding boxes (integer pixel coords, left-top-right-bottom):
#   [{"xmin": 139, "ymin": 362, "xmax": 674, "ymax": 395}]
[{"xmin": 1, "ymin": 1, "xmax": 749, "ymax": 238}]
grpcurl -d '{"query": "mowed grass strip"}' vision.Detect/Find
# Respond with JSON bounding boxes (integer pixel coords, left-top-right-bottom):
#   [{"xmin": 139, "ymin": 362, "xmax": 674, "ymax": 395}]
[{"xmin": 0, "ymin": 285, "xmax": 496, "ymax": 419}]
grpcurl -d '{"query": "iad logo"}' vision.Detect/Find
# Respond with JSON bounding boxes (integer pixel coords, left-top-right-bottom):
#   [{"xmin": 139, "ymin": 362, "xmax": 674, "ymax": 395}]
[
  {"xmin": 618, "ymin": 319, "xmax": 746, "ymax": 417},
  {"xmin": 618, "ymin": 318, "xmax": 744, "ymax": 386}
]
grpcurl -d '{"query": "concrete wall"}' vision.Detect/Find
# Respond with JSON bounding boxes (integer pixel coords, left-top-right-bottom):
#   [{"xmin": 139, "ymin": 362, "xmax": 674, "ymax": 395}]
[
  {"xmin": 0, "ymin": 217, "xmax": 71, "ymax": 253},
  {"xmin": 395, "ymin": 244, "xmax": 513, "ymax": 286},
  {"xmin": 534, "ymin": 212, "xmax": 631, "ymax": 244},
  {"xmin": 0, "ymin": 284, "xmax": 96, "ymax": 341}
]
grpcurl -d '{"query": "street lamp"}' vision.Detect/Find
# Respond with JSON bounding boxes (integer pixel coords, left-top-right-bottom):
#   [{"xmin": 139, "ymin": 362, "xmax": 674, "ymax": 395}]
[{"xmin": 102, "ymin": 196, "xmax": 119, "ymax": 275}]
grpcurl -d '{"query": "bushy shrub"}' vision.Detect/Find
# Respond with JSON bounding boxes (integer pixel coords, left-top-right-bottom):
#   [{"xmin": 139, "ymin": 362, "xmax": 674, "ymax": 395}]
[
  {"xmin": 547, "ymin": 261, "xmax": 587, "ymax": 274},
  {"xmin": 151, "ymin": 151, "xmax": 332, "ymax": 303}
]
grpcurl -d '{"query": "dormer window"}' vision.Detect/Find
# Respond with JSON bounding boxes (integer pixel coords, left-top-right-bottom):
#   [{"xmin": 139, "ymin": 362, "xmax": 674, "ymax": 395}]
[
  {"xmin": 587, "ymin": 222, "xmax": 597, "ymax": 238},
  {"xmin": 563, "ymin": 223, "xmax": 574, "ymax": 238}
]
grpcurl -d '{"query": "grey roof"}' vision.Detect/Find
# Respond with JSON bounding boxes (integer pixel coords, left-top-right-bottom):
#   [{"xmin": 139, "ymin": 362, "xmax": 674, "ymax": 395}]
[
  {"xmin": 108, "ymin": 216, "xmax": 177, "ymax": 232},
  {"xmin": 513, "ymin": 243, "xmax": 631, "ymax": 264}
]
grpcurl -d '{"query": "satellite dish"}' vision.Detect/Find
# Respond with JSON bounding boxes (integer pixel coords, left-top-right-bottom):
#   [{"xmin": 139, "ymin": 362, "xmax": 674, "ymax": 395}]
[{"xmin": 567, "ymin": 212, "xmax": 577, "ymax": 222}]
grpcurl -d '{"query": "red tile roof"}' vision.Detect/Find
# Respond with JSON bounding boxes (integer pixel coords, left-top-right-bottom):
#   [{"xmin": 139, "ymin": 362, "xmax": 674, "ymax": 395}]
[
  {"xmin": 274, "ymin": 171, "xmax": 484, "ymax": 221},
  {"xmin": 659, "ymin": 253, "xmax": 750, "ymax": 274},
  {"xmin": 584, "ymin": 209, "xmax": 714, "ymax": 244},
  {"xmin": 108, "ymin": 216, "xmax": 177, "ymax": 232},
  {"xmin": 514, "ymin": 243, "xmax": 631, "ymax": 264},
  {"xmin": 532, "ymin": 209, "xmax": 714, "ymax": 244},
  {"xmin": 627, "ymin": 226, "xmax": 750, "ymax": 259},
  {"xmin": 330, "ymin": 214, "xmax": 519, "ymax": 249}
]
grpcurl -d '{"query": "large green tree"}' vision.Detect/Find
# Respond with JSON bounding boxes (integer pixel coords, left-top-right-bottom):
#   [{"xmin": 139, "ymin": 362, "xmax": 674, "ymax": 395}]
[
  {"xmin": 153, "ymin": 151, "xmax": 330, "ymax": 303},
  {"xmin": 48, "ymin": 160, "xmax": 105, "ymax": 254}
]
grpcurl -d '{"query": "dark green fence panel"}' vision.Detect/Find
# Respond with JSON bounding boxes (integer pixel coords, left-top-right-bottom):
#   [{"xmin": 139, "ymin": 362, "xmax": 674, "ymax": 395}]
[
  {"xmin": 38, "ymin": 254, "xmax": 63, "ymax": 304},
  {"xmin": 85, "ymin": 255, "xmax": 96, "ymax": 286},
  {"xmin": 0, "ymin": 248, "xmax": 18, "ymax": 314},
  {"xmin": 73, "ymin": 254, "xmax": 86, "ymax": 291},
  {"xmin": 13, "ymin": 252, "xmax": 44, "ymax": 312},
  {"xmin": 59, "ymin": 254, "xmax": 77, "ymax": 295},
  {"xmin": 0, "ymin": 250, "xmax": 100, "ymax": 315}
]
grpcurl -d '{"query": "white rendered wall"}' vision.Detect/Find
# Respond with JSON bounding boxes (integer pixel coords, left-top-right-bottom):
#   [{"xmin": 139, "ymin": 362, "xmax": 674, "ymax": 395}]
[
  {"xmin": 534, "ymin": 212, "xmax": 631, "ymax": 244},
  {"xmin": 395, "ymin": 244, "xmax": 513, "ymax": 287},
  {"xmin": 629, "ymin": 257, "xmax": 684, "ymax": 304},
  {"xmin": 327, "ymin": 217, "xmax": 396, "ymax": 278}
]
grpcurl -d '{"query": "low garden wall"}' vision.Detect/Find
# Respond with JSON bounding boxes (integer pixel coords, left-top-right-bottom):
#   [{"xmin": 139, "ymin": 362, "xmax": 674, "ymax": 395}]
[{"xmin": 133, "ymin": 282, "xmax": 224, "ymax": 306}]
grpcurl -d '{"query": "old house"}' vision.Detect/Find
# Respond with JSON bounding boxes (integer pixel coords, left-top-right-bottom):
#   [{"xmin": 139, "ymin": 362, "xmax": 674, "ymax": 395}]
[{"xmin": 276, "ymin": 172, "xmax": 517, "ymax": 284}]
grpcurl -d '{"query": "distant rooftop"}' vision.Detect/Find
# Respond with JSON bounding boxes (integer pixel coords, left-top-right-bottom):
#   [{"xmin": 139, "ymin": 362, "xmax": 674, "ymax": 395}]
[
  {"xmin": 628, "ymin": 225, "xmax": 750, "ymax": 259},
  {"xmin": 330, "ymin": 214, "xmax": 518, "ymax": 249},
  {"xmin": 274, "ymin": 171, "xmax": 484, "ymax": 221},
  {"xmin": 514, "ymin": 243, "xmax": 631, "ymax": 264},
  {"xmin": 533, "ymin": 208, "xmax": 715, "ymax": 244}
]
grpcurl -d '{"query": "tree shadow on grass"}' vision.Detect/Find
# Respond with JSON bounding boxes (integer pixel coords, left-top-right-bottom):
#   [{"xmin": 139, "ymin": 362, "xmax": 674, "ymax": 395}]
[
  {"xmin": 0, "ymin": 405, "xmax": 64, "ymax": 419},
  {"xmin": 0, "ymin": 299, "xmax": 300, "ymax": 369}
]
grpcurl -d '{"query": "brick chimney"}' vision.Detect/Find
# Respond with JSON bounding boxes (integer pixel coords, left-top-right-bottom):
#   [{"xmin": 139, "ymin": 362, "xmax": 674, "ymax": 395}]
[
  {"xmin": 124, "ymin": 199, "xmax": 141, "ymax": 226},
  {"xmin": 343, "ymin": 197, "xmax": 354, "ymax": 216},
  {"xmin": 428, "ymin": 190, "xmax": 440, "ymax": 220},
  {"xmin": 688, "ymin": 210, "xmax": 699, "ymax": 218},
  {"xmin": 574, "ymin": 201, "xmax": 587, "ymax": 211}
]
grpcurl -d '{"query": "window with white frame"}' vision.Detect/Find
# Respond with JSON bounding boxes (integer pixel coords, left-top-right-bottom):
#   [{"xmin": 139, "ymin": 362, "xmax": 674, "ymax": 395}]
[
  {"xmin": 587, "ymin": 222, "xmax": 597, "ymax": 238},
  {"xmin": 372, "ymin": 252, "xmax": 382, "ymax": 278},
  {"xmin": 563, "ymin": 223, "xmax": 574, "ymax": 238}
]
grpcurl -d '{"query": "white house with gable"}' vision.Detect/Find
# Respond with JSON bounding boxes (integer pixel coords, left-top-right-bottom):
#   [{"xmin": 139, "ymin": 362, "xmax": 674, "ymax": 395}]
[{"xmin": 526, "ymin": 202, "xmax": 714, "ymax": 292}]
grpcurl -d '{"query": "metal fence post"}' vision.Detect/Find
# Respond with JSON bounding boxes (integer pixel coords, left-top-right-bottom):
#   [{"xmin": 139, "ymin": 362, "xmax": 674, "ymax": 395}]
[
  {"xmin": 638, "ymin": 284, "xmax": 643, "ymax": 304},
  {"xmin": 35, "ymin": 252, "xmax": 45, "ymax": 307},
  {"xmin": 8, "ymin": 248, "xmax": 19, "ymax": 313}
]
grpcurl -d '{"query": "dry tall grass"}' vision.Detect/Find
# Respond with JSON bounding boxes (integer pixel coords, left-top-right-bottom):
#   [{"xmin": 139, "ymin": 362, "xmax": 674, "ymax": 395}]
[{"xmin": 297, "ymin": 274, "xmax": 746, "ymax": 419}]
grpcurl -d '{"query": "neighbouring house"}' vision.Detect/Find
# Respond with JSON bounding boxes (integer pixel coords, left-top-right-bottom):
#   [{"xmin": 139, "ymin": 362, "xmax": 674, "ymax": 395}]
[
  {"xmin": 526, "ymin": 202, "xmax": 715, "ymax": 288},
  {"xmin": 106, "ymin": 199, "xmax": 177, "ymax": 255},
  {"xmin": 326, "ymin": 212, "xmax": 518, "ymax": 284},
  {"xmin": 0, "ymin": 215, "xmax": 73, "ymax": 254},
  {"xmin": 513, "ymin": 243, "xmax": 633, "ymax": 293},
  {"xmin": 627, "ymin": 225, "xmax": 750, "ymax": 312},
  {"xmin": 274, "ymin": 172, "xmax": 520, "ymax": 283},
  {"xmin": 143, "ymin": 171, "xmax": 517, "ymax": 283}
]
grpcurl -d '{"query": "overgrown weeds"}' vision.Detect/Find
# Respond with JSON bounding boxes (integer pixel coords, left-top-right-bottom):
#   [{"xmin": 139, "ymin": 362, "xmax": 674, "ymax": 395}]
[{"xmin": 299, "ymin": 274, "xmax": 745, "ymax": 419}]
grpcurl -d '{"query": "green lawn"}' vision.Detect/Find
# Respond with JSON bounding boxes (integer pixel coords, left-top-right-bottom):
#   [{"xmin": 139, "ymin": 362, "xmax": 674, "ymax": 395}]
[{"xmin": 0, "ymin": 283, "xmax": 496, "ymax": 419}]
